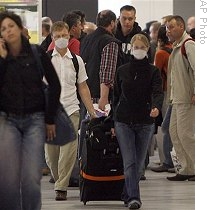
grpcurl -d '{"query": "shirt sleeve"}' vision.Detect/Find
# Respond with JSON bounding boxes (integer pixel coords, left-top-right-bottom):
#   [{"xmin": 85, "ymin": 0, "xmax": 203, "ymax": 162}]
[{"xmin": 99, "ymin": 42, "xmax": 119, "ymax": 87}]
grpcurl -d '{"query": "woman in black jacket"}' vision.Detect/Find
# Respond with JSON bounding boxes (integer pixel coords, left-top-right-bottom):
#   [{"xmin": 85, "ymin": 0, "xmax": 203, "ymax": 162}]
[
  {"xmin": 113, "ymin": 33, "xmax": 163, "ymax": 209},
  {"xmin": 0, "ymin": 11, "xmax": 61, "ymax": 210}
]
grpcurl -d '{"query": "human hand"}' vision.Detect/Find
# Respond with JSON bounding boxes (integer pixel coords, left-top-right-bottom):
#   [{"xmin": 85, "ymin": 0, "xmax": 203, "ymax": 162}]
[
  {"xmin": 46, "ymin": 124, "xmax": 56, "ymax": 141},
  {"xmin": 150, "ymin": 108, "xmax": 159, "ymax": 118},
  {"xmin": 98, "ymin": 97, "xmax": 109, "ymax": 111},
  {"xmin": 0, "ymin": 38, "xmax": 8, "ymax": 58}
]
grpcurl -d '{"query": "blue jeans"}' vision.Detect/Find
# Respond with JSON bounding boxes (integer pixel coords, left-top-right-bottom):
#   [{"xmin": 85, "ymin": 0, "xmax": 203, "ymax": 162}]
[
  {"xmin": 0, "ymin": 111, "xmax": 45, "ymax": 210},
  {"xmin": 115, "ymin": 122, "xmax": 154, "ymax": 203},
  {"xmin": 161, "ymin": 105, "xmax": 174, "ymax": 168}
]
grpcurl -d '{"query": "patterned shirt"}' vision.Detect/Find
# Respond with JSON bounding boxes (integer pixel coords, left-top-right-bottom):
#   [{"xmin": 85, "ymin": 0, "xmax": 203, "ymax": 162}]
[{"xmin": 99, "ymin": 42, "xmax": 119, "ymax": 88}]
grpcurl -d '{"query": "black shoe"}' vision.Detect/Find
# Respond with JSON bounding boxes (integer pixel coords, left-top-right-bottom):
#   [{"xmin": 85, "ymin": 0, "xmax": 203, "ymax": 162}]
[
  {"xmin": 140, "ymin": 175, "xmax": 146, "ymax": 180},
  {"xmin": 167, "ymin": 174, "xmax": 194, "ymax": 181},
  {"xmin": 151, "ymin": 164, "xmax": 170, "ymax": 172},
  {"xmin": 188, "ymin": 175, "xmax": 195, "ymax": 181},
  {"xmin": 49, "ymin": 176, "xmax": 55, "ymax": 183}
]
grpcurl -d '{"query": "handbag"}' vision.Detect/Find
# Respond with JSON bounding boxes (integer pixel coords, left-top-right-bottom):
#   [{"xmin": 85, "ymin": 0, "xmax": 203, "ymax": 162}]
[{"xmin": 31, "ymin": 44, "xmax": 76, "ymax": 145}]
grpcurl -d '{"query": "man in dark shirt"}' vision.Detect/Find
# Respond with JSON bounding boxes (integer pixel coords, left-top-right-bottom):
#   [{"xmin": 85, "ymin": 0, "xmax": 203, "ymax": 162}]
[{"xmin": 115, "ymin": 5, "xmax": 142, "ymax": 64}]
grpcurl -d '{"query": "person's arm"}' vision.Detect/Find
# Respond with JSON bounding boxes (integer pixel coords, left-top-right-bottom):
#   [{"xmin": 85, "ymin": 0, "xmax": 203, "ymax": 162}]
[
  {"xmin": 78, "ymin": 81, "xmax": 97, "ymax": 119},
  {"xmin": 39, "ymin": 46, "xmax": 61, "ymax": 124},
  {"xmin": 150, "ymin": 67, "xmax": 164, "ymax": 117},
  {"xmin": 98, "ymin": 42, "xmax": 118, "ymax": 110}
]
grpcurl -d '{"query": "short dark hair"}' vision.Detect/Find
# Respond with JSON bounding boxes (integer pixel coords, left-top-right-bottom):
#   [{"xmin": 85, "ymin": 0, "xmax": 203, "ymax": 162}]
[
  {"xmin": 62, "ymin": 12, "xmax": 80, "ymax": 29},
  {"xmin": 71, "ymin": 10, "xmax": 86, "ymax": 25},
  {"xmin": 96, "ymin": 10, "xmax": 116, "ymax": 27},
  {"xmin": 120, "ymin": 5, "xmax": 136, "ymax": 14},
  {"xmin": 168, "ymin": 15, "xmax": 186, "ymax": 30},
  {"xmin": 0, "ymin": 10, "xmax": 23, "ymax": 32}
]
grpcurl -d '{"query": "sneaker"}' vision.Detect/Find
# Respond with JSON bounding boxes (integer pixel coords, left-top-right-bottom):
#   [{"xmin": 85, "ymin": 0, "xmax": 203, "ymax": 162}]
[
  {"xmin": 55, "ymin": 190, "xmax": 67, "ymax": 201},
  {"xmin": 128, "ymin": 200, "xmax": 142, "ymax": 209}
]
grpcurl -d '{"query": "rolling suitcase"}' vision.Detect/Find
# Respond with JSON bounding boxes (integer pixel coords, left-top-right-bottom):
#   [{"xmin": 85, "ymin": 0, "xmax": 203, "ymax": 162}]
[{"xmin": 79, "ymin": 116, "xmax": 124, "ymax": 205}]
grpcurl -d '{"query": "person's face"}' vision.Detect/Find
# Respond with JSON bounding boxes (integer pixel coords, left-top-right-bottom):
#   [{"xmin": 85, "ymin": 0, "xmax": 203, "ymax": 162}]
[
  {"xmin": 132, "ymin": 39, "xmax": 148, "ymax": 53},
  {"xmin": 52, "ymin": 27, "xmax": 69, "ymax": 41},
  {"xmin": 71, "ymin": 20, "xmax": 82, "ymax": 39},
  {"xmin": 149, "ymin": 25, "xmax": 158, "ymax": 42},
  {"xmin": 0, "ymin": 17, "xmax": 22, "ymax": 44},
  {"xmin": 166, "ymin": 19, "xmax": 184, "ymax": 42},
  {"xmin": 119, "ymin": 10, "xmax": 136, "ymax": 33}
]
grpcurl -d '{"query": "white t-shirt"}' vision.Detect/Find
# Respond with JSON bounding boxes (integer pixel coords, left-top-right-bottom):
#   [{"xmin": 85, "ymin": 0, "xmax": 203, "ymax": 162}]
[{"xmin": 51, "ymin": 48, "xmax": 88, "ymax": 116}]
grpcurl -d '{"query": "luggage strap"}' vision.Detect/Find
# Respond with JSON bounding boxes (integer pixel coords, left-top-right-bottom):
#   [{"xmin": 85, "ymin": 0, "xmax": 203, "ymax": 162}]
[{"xmin": 80, "ymin": 170, "xmax": 124, "ymax": 181}]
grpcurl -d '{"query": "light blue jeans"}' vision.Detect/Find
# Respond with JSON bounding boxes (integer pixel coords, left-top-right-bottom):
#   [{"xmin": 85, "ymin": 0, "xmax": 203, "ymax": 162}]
[
  {"xmin": 0, "ymin": 111, "xmax": 45, "ymax": 210},
  {"xmin": 161, "ymin": 105, "xmax": 174, "ymax": 168},
  {"xmin": 115, "ymin": 122, "xmax": 154, "ymax": 204}
]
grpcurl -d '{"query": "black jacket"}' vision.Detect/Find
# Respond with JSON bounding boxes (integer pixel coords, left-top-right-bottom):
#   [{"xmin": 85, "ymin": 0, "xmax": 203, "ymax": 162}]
[
  {"xmin": 80, "ymin": 27, "xmax": 122, "ymax": 98},
  {"xmin": 113, "ymin": 57, "xmax": 164, "ymax": 125},
  {"xmin": 0, "ymin": 36, "xmax": 61, "ymax": 124}
]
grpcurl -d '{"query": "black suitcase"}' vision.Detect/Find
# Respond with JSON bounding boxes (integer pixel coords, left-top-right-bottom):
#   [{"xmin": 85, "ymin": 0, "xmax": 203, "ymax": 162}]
[{"xmin": 79, "ymin": 117, "xmax": 124, "ymax": 205}]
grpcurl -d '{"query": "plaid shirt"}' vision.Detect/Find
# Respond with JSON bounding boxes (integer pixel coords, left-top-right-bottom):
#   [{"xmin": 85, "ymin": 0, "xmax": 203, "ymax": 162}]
[{"xmin": 99, "ymin": 42, "xmax": 119, "ymax": 88}]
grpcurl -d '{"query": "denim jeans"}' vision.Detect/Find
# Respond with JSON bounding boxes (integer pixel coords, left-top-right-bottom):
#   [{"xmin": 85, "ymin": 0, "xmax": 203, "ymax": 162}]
[
  {"xmin": 161, "ymin": 105, "xmax": 174, "ymax": 168},
  {"xmin": 0, "ymin": 111, "xmax": 45, "ymax": 210},
  {"xmin": 115, "ymin": 121, "xmax": 154, "ymax": 203}
]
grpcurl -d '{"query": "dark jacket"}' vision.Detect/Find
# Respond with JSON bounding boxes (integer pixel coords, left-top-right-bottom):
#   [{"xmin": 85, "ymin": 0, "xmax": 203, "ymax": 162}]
[
  {"xmin": 40, "ymin": 34, "xmax": 52, "ymax": 52},
  {"xmin": 0, "ymin": 36, "xmax": 61, "ymax": 124},
  {"xmin": 115, "ymin": 22, "xmax": 142, "ymax": 63},
  {"xmin": 80, "ymin": 27, "xmax": 122, "ymax": 98},
  {"xmin": 113, "ymin": 57, "xmax": 164, "ymax": 125}
]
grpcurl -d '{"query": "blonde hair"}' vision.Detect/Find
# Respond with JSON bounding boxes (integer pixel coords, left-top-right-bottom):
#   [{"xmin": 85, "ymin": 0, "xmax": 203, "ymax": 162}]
[
  {"xmin": 130, "ymin": 33, "xmax": 150, "ymax": 48},
  {"xmin": 51, "ymin": 21, "xmax": 69, "ymax": 33}
]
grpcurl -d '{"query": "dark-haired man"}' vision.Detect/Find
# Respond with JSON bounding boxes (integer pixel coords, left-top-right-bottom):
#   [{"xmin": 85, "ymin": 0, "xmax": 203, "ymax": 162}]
[
  {"xmin": 81, "ymin": 10, "xmax": 122, "ymax": 111},
  {"xmin": 115, "ymin": 5, "xmax": 142, "ymax": 64},
  {"xmin": 166, "ymin": 15, "xmax": 195, "ymax": 181}
]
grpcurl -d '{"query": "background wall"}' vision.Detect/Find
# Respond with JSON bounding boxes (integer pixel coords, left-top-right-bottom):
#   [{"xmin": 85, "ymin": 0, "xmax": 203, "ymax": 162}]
[
  {"xmin": 42, "ymin": 0, "xmax": 195, "ymax": 28},
  {"xmin": 42, "ymin": 0, "xmax": 98, "ymax": 22}
]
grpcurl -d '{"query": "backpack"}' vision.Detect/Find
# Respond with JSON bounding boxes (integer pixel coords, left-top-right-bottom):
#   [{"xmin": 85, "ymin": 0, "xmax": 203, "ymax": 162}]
[{"xmin": 181, "ymin": 38, "xmax": 195, "ymax": 60}]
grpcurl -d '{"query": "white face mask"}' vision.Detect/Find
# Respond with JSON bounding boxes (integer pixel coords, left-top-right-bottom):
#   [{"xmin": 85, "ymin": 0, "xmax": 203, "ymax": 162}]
[
  {"xmin": 55, "ymin": 37, "xmax": 68, "ymax": 49},
  {"xmin": 131, "ymin": 49, "xmax": 147, "ymax": 60}
]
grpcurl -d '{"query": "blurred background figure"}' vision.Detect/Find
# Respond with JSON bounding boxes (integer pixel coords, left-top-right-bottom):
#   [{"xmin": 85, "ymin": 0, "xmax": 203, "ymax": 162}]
[
  {"xmin": 186, "ymin": 16, "xmax": 195, "ymax": 33},
  {"xmin": 22, "ymin": 26, "xmax": 31, "ymax": 40},
  {"xmin": 83, "ymin": 21, "xmax": 97, "ymax": 35},
  {"xmin": 40, "ymin": 16, "xmax": 53, "ymax": 51}
]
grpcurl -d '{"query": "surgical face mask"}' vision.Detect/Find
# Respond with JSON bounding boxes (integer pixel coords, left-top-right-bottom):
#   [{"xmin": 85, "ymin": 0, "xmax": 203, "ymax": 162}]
[
  {"xmin": 55, "ymin": 37, "xmax": 68, "ymax": 49},
  {"xmin": 131, "ymin": 48, "xmax": 147, "ymax": 60}
]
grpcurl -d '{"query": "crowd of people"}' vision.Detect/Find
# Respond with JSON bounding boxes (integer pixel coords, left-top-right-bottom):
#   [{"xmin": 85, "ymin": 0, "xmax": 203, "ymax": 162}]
[{"xmin": 0, "ymin": 4, "xmax": 195, "ymax": 210}]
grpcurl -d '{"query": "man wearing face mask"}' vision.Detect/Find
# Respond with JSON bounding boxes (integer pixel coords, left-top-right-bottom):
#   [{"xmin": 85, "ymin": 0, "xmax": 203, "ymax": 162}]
[
  {"xmin": 44, "ymin": 21, "xmax": 97, "ymax": 201},
  {"xmin": 113, "ymin": 33, "xmax": 163, "ymax": 209}
]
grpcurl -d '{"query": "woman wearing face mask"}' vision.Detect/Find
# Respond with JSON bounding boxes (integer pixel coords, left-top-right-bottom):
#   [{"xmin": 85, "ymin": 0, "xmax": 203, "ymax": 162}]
[
  {"xmin": 113, "ymin": 33, "xmax": 164, "ymax": 209},
  {"xmin": 0, "ymin": 11, "xmax": 61, "ymax": 210}
]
